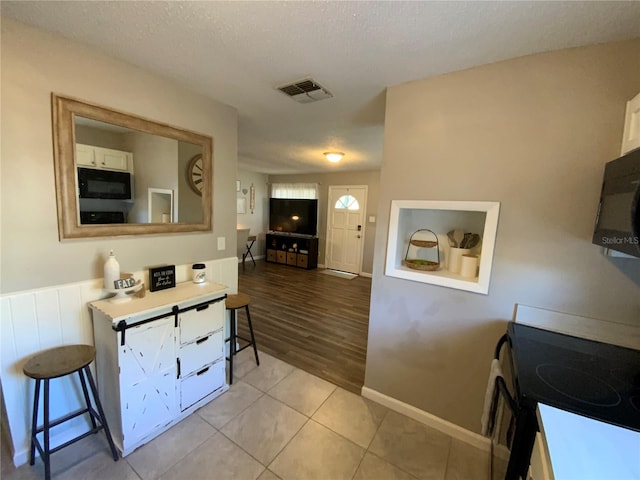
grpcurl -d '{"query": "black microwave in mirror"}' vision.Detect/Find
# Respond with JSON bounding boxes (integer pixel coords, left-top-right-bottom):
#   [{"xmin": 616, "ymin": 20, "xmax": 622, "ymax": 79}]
[
  {"xmin": 592, "ymin": 148, "xmax": 640, "ymax": 257},
  {"xmin": 77, "ymin": 167, "xmax": 133, "ymax": 200}
]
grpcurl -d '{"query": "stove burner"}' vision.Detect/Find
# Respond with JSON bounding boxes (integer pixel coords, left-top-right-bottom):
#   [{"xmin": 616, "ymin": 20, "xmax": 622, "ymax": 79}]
[
  {"xmin": 535, "ymin": 364, "xmax": 622, "ymax": 407},
  {"xmin": 611, "ymin": 368, "xmax": 640, "ymax": 388},
  {"xmin": 630, "ymin": 395, "xmax": 640, "ymax": 412}
]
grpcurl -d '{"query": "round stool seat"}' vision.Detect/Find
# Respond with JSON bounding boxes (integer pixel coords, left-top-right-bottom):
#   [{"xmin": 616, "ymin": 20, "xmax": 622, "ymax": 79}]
[
  {"xmin": 226, "ymin": 292, "xmax": 251, "ymax": 310},
  {"xmin": 23, "ymin": 345, "xmax": 95, "ymax": 380}
]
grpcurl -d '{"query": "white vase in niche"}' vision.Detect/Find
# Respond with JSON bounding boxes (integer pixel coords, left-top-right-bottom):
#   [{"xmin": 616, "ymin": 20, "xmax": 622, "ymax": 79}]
[
  {"xmin": 448, "ymin": 247, "xmax": 470, "ymax": 274},
  {"xmin": 460, "ymin": 254, "xmax": 479, "ymax": 278}
]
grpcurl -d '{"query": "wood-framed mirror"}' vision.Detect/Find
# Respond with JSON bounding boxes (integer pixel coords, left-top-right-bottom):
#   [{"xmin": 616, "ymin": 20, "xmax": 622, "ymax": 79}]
[{"xmin": 52, "ymin": 94, "xmax": 213, "ymax": 240}]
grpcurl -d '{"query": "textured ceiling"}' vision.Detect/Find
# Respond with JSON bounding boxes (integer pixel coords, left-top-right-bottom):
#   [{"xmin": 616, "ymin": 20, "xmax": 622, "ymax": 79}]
[{"xmin": 3, "ymin": 1, "xmax": 640, "ymax": 174}]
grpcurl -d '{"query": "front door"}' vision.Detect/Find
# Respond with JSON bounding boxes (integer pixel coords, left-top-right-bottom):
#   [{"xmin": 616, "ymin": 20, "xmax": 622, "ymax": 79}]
[{"xmin": 325, "ymin": 186, "xmax": 367, "ymax": 274}]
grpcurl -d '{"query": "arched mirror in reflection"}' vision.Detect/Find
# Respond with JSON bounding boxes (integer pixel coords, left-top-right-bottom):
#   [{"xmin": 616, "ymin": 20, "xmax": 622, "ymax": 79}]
[{"xmin": 52, "ymin": 94, "xmax": 213, "ymax": 239}]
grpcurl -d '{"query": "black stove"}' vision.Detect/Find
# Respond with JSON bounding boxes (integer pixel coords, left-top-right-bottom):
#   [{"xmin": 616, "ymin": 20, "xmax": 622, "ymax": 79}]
[
  {"xmin": 508, "ymin": 322, "xmax": 640, "ymax": 432},
  {"xmin": 496, "ymin": 323, "xmax": 640, "ymax": 479}
]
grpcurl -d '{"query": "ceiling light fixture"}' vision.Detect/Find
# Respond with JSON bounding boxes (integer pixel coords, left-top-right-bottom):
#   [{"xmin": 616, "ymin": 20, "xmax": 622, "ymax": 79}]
[{"xmin": 324, "ymin": 152, "xmax": 344, "ymax": 163}]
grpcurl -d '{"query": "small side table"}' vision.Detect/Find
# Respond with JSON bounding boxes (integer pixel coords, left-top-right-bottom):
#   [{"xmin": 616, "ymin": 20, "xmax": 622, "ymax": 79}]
[{"xmin": 243, "ymin": 235, "xmax": 257, "ymax": 266}]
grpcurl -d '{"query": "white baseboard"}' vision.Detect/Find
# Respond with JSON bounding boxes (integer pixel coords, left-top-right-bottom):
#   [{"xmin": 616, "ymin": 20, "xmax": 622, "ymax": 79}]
[
  {"xmin": 361, "ymin": 386, "xmax": 490, "ymax": 451},
  {"xmin": 316, "ymin": 264, "xmax": 371, "ymax": 278},
  {"xmin": 237, "ymin": 254, "xmax": 265, "ymax": 264}
]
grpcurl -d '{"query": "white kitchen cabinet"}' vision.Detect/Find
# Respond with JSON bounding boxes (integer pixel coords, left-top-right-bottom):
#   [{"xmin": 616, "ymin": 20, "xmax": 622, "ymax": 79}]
[
  {"xmin": 76, "ymin": 143, "xmax": 133, "ymax": 172},
  {"xmin": 90, "ymin": 281, "xmax": 229, "ymax": 456},
  {"xmin": 621, "ymin": 92, "xmax": 640, "ymax": 155},
  {"xmin": 75, "ymin": 143, "xmax": 96, "ymax": 168},
  {"xmin": 528, "ymin": 432, "xmax": 554, "ymax": 480}
]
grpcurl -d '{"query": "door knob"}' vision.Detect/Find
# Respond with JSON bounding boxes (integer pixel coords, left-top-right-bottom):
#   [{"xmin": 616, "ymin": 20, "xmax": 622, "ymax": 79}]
[{"xmin": 357, "ymin": 235, "xmax": 361, "ymax": 239}]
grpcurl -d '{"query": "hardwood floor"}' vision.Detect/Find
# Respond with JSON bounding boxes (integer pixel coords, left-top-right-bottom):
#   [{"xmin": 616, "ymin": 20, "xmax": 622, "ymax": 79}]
[{"xmin": 237, "ymin": 260, "xmax": 371, "ymax": 394}]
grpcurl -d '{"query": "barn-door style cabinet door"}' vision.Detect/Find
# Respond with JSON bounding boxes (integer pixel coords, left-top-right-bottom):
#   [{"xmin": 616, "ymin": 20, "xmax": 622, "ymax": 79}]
[
  {"xmin": 118, "ymin": 315, "xmax": 176, "ymax": 447},
  {"xmin": 90, "ymin": 282, "xmax": 229, "ymax": 456}
]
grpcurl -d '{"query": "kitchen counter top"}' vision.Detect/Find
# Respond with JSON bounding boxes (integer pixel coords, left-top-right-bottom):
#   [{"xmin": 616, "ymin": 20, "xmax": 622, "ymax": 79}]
[
  {"xmin": 90, "ymin": 281, "xmax": 229, "ymax": 324},
  {"xmin": 538, "ymin": 403, "xmax": 640, "ymax": 480}
]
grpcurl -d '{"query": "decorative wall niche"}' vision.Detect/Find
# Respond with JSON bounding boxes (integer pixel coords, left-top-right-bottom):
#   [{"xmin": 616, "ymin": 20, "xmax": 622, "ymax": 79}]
[{"xmin": 385, "ymin": 200, "xmax": 500, "ymax": 294}]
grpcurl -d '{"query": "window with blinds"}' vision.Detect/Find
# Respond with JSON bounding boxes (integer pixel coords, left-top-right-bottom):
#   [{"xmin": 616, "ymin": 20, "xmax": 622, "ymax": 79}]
[{"xmin": 270, "ymin": 183, "xmax": 318, "ymax": 199}]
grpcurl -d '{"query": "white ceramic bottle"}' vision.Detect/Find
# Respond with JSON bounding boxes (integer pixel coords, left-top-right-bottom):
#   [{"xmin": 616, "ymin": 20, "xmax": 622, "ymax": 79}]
[{"xmin": 104, "ymin": 250, "xmax": 120, "ymax": 289}]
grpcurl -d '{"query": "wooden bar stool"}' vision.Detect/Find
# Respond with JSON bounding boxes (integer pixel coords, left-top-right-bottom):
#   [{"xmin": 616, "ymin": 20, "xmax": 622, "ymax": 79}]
[
  {"xmin": 23, "ymin": 345, "xmax": 118, "ymax": 480},
  {"xmin": 225, "ymin": 292, "xmax": 260, "ymax": 384}
]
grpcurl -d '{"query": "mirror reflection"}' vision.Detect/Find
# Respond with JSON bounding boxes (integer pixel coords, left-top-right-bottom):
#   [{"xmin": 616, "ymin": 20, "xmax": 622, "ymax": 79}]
[
  {"xmin": 74, "ymin": 117, "xmax": 204, "ymax": 225},
  {"xmin": 52, "ymin": 94, "xmax": 213, "ymax": 240}
]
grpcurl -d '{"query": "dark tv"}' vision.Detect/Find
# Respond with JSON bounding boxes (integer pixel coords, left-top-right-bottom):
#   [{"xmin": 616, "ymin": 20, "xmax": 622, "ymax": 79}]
[{"xmin": 269, "ymin": 198, "xmax": 318, "ymax": 236}]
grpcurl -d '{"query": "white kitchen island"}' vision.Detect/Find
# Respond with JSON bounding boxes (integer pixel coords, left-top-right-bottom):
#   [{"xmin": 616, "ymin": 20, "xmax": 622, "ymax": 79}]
[{"xmin": 90, "ymin": 281, "xmax": 230, "ymax": 456}]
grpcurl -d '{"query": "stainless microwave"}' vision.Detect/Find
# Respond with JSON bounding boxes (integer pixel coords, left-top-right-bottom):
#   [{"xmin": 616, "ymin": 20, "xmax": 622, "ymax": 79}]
[
  {"xmin": 592, "ymin": 148, "xmax": 640, "ymax": 257},
  {"xmin": 77, "ymin": 167, "xmax": 132, "ymax": 200}
]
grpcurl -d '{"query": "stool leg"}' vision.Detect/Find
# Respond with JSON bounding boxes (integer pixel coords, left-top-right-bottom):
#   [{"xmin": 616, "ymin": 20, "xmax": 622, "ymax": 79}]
[
  {"xmin": 77, "ymin": 369, "xmax": 97, "ymax": 430},
  {"xmin": 84, "ymin": 366, "xmax": 119, "ymax": 461},
  {"xmin": 229, "ymin": 310, "xmax": 237, "ymax": 384},
  {"xmin": 43, "ymin": 379, "xmax": 51, "ymax": 480},
  {"xmin": 29, "ymin": 379, "xmax": 40, "ymax": 466},
  {"xmin": 245, "ymin": 305, "xmax": 260, "ymax": 366}
]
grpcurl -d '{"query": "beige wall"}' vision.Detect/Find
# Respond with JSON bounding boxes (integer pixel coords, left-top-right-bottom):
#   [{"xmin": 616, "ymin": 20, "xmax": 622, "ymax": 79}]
[
  {"xmin": 127, "ymin": 134, "xmax": 179, "ymax": 223},
  {"xmin": 0, "ymin": 19, "xmax": 238, "ymax": 293},
  {"xmin": 268, "ymin": 170, "xmax": 380, "ymax": 274},
  {"xmin": 178, "ymin": 142, "xmax": 206, "ymax": 224},
  {"xmin": 236, "ymin": 169, "xmax": 270, "ymax": 260},
  {"xmin": 366, "ymin": 39, "xmax": 640, "ymax": 434}
]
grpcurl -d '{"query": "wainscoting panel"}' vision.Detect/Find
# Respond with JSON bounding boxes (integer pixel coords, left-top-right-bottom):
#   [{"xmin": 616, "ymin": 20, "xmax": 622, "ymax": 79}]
[{"xmin": 1, "ymin": 257, "xmax": 237, "ymax": 466}]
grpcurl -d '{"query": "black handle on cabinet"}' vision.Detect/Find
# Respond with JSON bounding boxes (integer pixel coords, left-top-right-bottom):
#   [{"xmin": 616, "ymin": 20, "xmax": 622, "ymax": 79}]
[
  {"xmin": 173, "ymin": 305, "xmax": 179, "ymax": 328},
  {"xmin": 113, "ymin": 312, "xmax": 174, "ymax": 347},
  {"xmin": 196, "ymin": 366, "xmax": 210, "ymax": 376},
  {"xmin": 177, "ymin": 294, "xmax": 226, "ymax": 315},
  {"xmin": 196, "ymin": 336, "xmax": 210, "ymax": 345},
  {"xmin": 176, "ymin": 358, "xmax": 181, "ymax": 379}
]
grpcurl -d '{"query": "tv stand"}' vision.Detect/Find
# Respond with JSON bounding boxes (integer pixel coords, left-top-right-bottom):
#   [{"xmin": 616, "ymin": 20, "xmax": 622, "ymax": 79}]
[{"xmin": 266, "ymin": 233, "xmax": 318, "ymax": 270}]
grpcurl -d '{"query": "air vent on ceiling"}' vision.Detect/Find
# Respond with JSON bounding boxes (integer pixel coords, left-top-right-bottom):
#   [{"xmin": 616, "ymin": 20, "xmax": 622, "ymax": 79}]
[{"xmin": 276, "ymin": 78, "xmax": 333, "ymax": 104}]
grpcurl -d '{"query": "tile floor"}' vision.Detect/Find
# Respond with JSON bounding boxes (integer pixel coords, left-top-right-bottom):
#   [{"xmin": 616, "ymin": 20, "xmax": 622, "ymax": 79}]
[{"xmin": 2, "ymin": 350, "xmax": 490, "ymax": 480}]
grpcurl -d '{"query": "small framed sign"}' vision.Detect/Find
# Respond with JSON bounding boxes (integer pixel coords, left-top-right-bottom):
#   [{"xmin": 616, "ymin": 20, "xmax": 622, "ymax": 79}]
[{"xmin": 149, "ymin": 265, "xmax": 176, "ymax": 292}]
